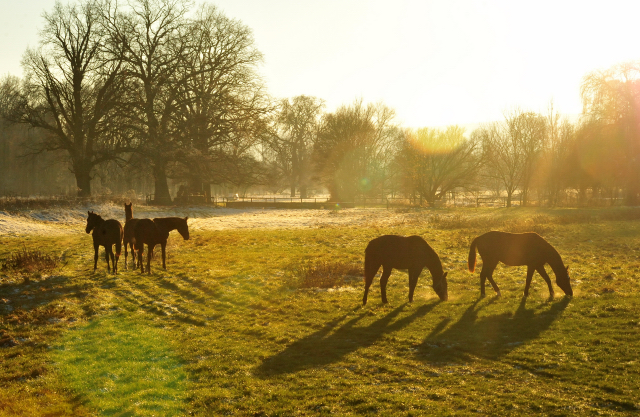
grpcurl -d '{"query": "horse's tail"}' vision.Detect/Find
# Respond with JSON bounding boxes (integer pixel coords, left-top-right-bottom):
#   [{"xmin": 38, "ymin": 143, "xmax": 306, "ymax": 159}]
[{"xmin": 468, "ymin": 237, "xmax": 478, "ymax": 273}]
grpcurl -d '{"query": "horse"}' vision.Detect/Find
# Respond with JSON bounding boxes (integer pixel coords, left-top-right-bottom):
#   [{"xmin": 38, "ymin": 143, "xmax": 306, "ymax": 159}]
[
  {"xmin": 85, "ymin": 211, "xmax": 123, "ymax": 274},
  {"xmin": 134, "ymin": 217, "xmax": 190, "ymax": 273},
  {"xmin": 363, "ymin": 235, "xmax": 448, "ymax": 305},
  {"xmin": 123, "ymin": 203, "xmax": 141, "ymax": 270},
  {"xmin": 468, "ymin": 231, "xmax": 573, "ymax": 298}
]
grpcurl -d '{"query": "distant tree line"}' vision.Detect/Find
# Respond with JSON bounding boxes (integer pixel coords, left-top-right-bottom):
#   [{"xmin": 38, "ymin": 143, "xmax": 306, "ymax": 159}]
[{"xmin": 1, "ymin": 1, "xmax": 639, "ymax": 206}]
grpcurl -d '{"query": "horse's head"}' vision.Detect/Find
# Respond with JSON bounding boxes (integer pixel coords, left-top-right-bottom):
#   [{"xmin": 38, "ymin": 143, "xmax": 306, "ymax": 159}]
[
  {"xmin": 85, "ymin": 211, "xmax": 98, "ymax": 234},
  {"xmin": 556, "ymin": 265, "xmax": 573, "ymax": 296},
  {"xmin": 433, "ymin": 271, "xmax": 449, "ymax": 301},
  {"xmin": 124, "ymin": 203, "xmax": 133, "ymax": 221},
  {"xmin": 178, "ymin": 216, "xmax": 190, "ymax": 240}
]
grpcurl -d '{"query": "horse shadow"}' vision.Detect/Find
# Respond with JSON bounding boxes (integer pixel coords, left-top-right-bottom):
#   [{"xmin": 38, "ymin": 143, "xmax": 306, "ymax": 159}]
[
  {"xmin": 257, "ymin": 301, "xmax": 440, "ymax": 377},
  {"xmin": 416, "ymin": 296, "xmax": 570, "ymax": 363}
]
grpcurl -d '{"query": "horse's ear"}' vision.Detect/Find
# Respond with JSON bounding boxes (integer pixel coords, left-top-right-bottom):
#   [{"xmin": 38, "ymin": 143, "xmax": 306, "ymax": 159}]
[
  {"xmin": 442, "ymin": 272, "xmax": 448, "ymax": 279},
  {"xmin": 185, "ymin": 216, "xmax": 188, "ymax": 221},
  {"xmin": 566, "ymin": 266, "xmax": 570, "ymax": 271}
]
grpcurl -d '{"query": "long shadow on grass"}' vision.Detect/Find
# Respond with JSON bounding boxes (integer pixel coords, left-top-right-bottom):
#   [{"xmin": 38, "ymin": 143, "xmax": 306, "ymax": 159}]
[
  {"xmin": 0, "ymin": 274, "xmax": 89, "ymax": 317},
  {"xmin": 257, "ymin": 301, "xmax": 440, "ymax": 376},
  {"xmin": 417, "ymin": 296, "xmax": 570, "ymax": 363}
]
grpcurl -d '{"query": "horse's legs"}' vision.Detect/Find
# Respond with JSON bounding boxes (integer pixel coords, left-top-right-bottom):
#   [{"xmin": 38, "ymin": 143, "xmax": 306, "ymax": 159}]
[
  {"xmin": 480, "ymin": 259, "xmax": 499, "ymax": 296},
  {"xmin": 123, "ymin": 241, "xmax": 128, "ymax": 270},
  {"xmin": 524, "ymin": 265, "xmax": 535, "ymax": 297},
  {"xmin": 130, "ymin": 243, "xmax": 137, "ymax": 267},
  {"xmin": 379, "ymin": 266, "xmax": 392, "ymax": 304},
  {"xmin": 139, "ymin": 245, "xmax": 145, "ymax": 274},
  {"xmin": 105, "ymin": 246, "xmax": 113, "ymax": 273},
  {"xmin": 363, "ymin": 262, "xmax": 380, "ymax": 305},
  {"xmin": 408, "ymin": 267, "xmax": 422, "ymax": 302},
  {"xmin": 161, "ymin": 242, "xmax": 167, "ymax": 269},
  {"xmin": 93, "ymin": 242, "xmax": 99, "ymax": 272},
  {"xmin": 147, "ymin": 244, "xmax": 154, "ymax": 274},
  {"xmin": 536, "ymin": 266, "xmax": 555, "ymax": 297}
]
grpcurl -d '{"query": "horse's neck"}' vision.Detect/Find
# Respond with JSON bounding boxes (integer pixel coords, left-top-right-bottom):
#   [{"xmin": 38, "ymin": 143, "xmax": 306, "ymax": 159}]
[
  {"xmin": 546, "ymin": 248, "xmax": 565, "ymax": 274},
  {"xmin": 153, "ymin": 218, "xmax": 178, "ymax": 237},
  {"xmin": 125, "ymin": 210, "xmax": 133, "ymax": 222},
  {"xmin": 92, "ymin": 216, "xmax": 105, "ymax": 231},
  {"xmin": 423, "ymin": 248, "xmax": 444, "ymax": 279}
]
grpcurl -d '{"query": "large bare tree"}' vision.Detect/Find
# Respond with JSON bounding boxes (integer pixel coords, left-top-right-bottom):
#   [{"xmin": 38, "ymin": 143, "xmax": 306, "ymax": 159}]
[
  {"xmin": 1, "ymin": 0, "xmax": 127, "ymax": 197},
  {"xmin": 173, "ymin": 4, "xmax": 269, "ymax": 199},
  {"xmin": 101, "ymin": 0, "xmax": 190, "ymax": 204}
]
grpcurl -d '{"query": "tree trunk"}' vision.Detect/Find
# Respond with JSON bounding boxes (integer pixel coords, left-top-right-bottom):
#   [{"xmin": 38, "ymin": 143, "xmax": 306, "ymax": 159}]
[
  {"xmin": 506, "ymin": 190, "xmax": 513, "ymax": 208},
  {"xmin": 153, "ymin": 162, "xmax": 172, "ymax": 205},
  {"xmin": 75, "ymin": 168, "xmax": 92, "ymax": 197},
  {"xmin": 300, "ymin": 185, "xmax": 308, "ymax": 199}
]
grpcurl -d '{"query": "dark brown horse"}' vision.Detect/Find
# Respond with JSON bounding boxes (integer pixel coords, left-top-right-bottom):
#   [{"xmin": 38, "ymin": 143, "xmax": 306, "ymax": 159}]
[
  {"xmin": 134, "ymin": 217, "xmax": 190, "ymax": 273},
  {"xmin": 123, "ymin": 203, "xmax": 141, "ymax": 270},
  {"xmin": 468, "ymin": 231, "xmax": 573, "ymax": 297},
  {"xmin": 85, "ymin": 211, "xmax": 123, "ymax": 274},
  {"xmin": 363, "ymin": 235, "xmax": 448, "ymax": 305}
]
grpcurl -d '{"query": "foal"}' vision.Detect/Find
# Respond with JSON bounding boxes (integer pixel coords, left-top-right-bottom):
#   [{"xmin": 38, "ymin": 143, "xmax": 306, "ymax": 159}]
[
  {"xmin": 85, "ymin": 211, "xmax": 123, "ymax": 274},
  {"xmin": 363, "ymin": 235, "xmax": 448, "ymax": 305},
  {"xmin": 134, "ymin": 217, "xmax": 190, "ymax": 273},
  {"xmin": 468, "ymin": 231, "xmax": 573, "ymax": 297}
]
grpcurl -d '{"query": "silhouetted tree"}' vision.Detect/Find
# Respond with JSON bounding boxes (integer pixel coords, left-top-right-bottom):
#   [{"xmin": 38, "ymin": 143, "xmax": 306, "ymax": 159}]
[
  {"xmin": 265, "ymin": 95, "xmax": 324, "ymax": 197},
  {"xmin": 1, "ymin": 1, "xmax": 127, "ymax": 197}
]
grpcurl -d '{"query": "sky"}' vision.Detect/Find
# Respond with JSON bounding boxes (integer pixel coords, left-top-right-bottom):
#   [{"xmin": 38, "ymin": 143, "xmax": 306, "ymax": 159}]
[{"xmin": 1, "ymin": 0, "xmax": 639, "ymax": 128}]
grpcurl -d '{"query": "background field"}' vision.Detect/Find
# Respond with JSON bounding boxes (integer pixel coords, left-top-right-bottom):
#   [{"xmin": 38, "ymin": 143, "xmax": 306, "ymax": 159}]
[{"xmin": 1, "ymin": 207, "xmax": 639, "ymax": 416}]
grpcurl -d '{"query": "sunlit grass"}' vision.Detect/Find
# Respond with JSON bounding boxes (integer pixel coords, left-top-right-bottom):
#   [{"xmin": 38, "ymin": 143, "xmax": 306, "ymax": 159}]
[
  {"xmin": 53, "ymin": 314, "xmax": 187, "ymax": 416},
  {"xmin": 1, "ymin": 207, "xmax": 640, "ymax": 415}
]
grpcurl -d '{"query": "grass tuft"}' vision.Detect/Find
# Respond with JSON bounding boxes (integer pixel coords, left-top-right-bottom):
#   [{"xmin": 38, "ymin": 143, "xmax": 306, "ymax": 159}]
[{"xmin": 287, "ymin": 260, "xmax": 363, "ymax": 288}]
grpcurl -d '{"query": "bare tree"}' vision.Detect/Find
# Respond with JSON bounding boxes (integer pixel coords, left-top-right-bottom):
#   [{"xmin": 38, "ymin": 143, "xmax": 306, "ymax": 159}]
[
  {"xmin": 477, "ymin": 109, "xmax": 547, "ymax": 207},
  {"xmin": 101, "ymin": 0, "xmax": 191, "ymax": 204},
  {"xmin": 1, "ymin": 1, "xmax": 127, "ymax": 197},
  {"xmin": 398, "ymin": 126, "xmax": 481, "ymax": 205},
  {"xmin": 173, "ymin": 4, "xmax": 269, "ymax": 199},
  {"xmin": 313, "ymin": 100, "xmax": 400, "ymax": 201},
  {"xmin": 265, "ymin": 95, "xmax": 324, "ymax": 197},
  {"xmin": 507, "ymin": 110, "xmax": 547, "ymax": 205}
]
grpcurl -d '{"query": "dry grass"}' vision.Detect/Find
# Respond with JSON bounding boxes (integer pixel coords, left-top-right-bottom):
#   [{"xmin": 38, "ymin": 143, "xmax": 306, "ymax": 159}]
[
  {"xmin": 287, "ymin": 260, "xmax": 363, "ymax": 288},
  {"xmin": 1, "ymin": 247, "xmax": 60, "ymax": 282}
]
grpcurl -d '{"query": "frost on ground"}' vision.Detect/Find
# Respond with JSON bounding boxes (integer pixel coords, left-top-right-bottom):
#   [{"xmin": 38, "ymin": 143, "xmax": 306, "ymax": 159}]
[{"xmin": 0, "ymin": 203, "xmax": 429, "ymax": 236}]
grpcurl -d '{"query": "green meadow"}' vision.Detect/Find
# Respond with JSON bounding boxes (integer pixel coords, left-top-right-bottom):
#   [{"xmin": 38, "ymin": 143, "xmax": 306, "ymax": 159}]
[{"xmin": 1, "ymin": 207, "xmax": 639, "ymax": 416}]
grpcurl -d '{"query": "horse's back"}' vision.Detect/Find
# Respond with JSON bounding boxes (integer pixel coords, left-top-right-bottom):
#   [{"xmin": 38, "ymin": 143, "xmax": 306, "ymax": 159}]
[
  {"xmin": 94, "ymin": 219, "xmax": 122, "ymax": 244},
  {"xmin": 365, "ymin": 235, "xmax": 431, "ymax": 269},
  {"xmin": 134, "ymin": 218, "xmax": 159, "ymax": 245},
  {"xmin": 124, "ymin": 218, "xmax": 140, "ymax": 241},
  {"xmin": 476, "ymin": 231, "xmax": 552, "ymax": 266}
]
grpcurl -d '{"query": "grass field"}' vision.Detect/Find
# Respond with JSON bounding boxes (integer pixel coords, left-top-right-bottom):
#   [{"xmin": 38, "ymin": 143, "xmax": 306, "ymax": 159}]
[{"xmin": 1, "ymin": 207, "xmax": 640, "ymax": 415}]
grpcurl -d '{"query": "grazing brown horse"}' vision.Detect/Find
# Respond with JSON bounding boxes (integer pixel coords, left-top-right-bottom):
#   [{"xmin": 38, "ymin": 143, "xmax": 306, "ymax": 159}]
[
  {"xmin": 134, "ymin": 217, "xmax": 190, "ymax": 273},
  {"xmin": 468, "ymin": 231, "xmax": 573, "ymax": 297},
  {"xmin": 363, "ymin": 235, "xmax": 448, "ymax": 305},
  {"xmin": 123, "ymin": 203, "xmax": 141, "ymax": 270},
  {"xmin": 85, "ymin": 211, "xmax": 123, "ymax": 274}
]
